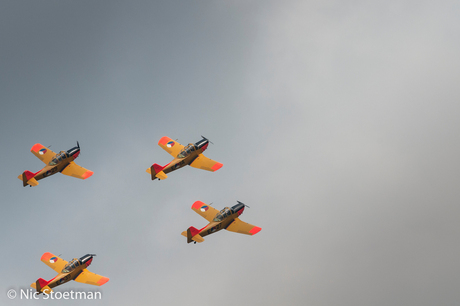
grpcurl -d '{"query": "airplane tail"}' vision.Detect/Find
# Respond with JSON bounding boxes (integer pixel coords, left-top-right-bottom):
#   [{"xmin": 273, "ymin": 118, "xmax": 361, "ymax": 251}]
[
  {"xmin": 31, "ymin": 278, "xmax": 52, "ymax": 294},
  {"xmin": 18, "ymin": 170, "xmax": 39, "ymax": 187},
  {"xmin": 186, "ymin": 226, "xmax": 204, "ymax": 243},
  {"xmin": 146, "ymin": 163, "xmax": 168, "ymax": 180}
]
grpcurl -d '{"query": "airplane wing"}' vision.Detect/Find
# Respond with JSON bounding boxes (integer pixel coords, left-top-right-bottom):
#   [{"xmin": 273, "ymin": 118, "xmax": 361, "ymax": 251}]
[
  {"xmin": 61, "ymin": 162, "xmax": 94, "ymax": 179},
  {"xmin": 226, "ymin": 218, "xmax": 261, "ymax": 236},
  {"xmin": 191, "ymin": 201, "xmax": 219, "ymax": 223},
  {"xmin": 158, "ymin": 136, "xmax": 184, "ymax": 158},
  {"xmin": 74, "ymin": 269, "xmax": 109, "ymax": 286},
  {"xmin": 40, "ymin": 252, "xmax": 68, "ymax": 274},
  {"xmin": 30, "ymin": 144, "xmax": 56, "ymax": 165},
  {"xmin": 190, "ymin": 154, "xmax": 223, "ymax": 172}
]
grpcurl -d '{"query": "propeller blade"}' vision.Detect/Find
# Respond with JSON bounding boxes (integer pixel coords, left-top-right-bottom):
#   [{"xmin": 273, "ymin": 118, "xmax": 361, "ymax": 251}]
[
  {"xmin": 237, "ymin": 201, "xmax": 250, "ymax": 208},
  {"xmin": 201, "ymin": 135, "xmax": 214, "ymax": 145}
]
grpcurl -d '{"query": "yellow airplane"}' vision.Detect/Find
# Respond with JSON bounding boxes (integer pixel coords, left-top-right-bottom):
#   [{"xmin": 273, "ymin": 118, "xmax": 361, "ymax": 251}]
[
  {"xmin": 18, "ymin": 142, "xmax": 93, "ymax": 187},
  {"xmin": 146, "ymin": 136, "xmax": 223, "ymax": 180},
  {"xmin": 31, "ymin": 253, "xmax": 109, "ymax": 294},
  {"xmin": 182, "ymin": 201, "xmax": 262, "ymax": 243}
]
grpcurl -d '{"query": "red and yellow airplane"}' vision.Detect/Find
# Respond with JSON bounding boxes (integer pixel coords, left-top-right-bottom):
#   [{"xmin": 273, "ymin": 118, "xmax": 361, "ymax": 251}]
[
  {"xmin": 18, "ymin": 142, "xmax": 93, "ymax": 187},
  {"xmin": 146, "ymin": 136, "xmax": 223, "ymax": 180},
  {"xmin": 31, "ymin": 253, "xmax": 109, "ymax": 294},
  {"xmin": 182, "ymin": 201, "xmax": 262, "ymax": 243}
]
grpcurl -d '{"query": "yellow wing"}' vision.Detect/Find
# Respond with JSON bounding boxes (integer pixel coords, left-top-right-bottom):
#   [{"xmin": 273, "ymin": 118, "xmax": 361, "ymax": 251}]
[
  {"xmin": 30, "ymin": 144, "xmax": 56, "ymax": 165},
  {"xmin": 40, "ymin": 252, "xmax": 68, "ymax": 274},
  {"xmin": 191, "ymin": 201, "xmax": 220, "ymax": 222},
  {"xmin": 74, "ymin": 269, "xmax": 109, "ymax": 286},
  {"xmin": 61, "ymin": 162, "xmax": 94, "ymax": 179},
  {"xmin": 158, "ymin": 136, "xmax": 184, "ymax": 158},
  {"xmin": 226, "ymin": 218, "xmax": 261, "ymax": 236},
  {"xmin": 190, "ymin": 154, "xmax": 223, "ymax": 172}
]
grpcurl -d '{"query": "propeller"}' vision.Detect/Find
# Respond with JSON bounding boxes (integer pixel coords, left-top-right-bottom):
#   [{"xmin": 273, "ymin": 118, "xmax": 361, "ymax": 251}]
[
  {"xmin": 77, "ymin": 141, "xmax": 80, "ymax": 149},
  {"xmin": 201, "ymin": 135, "xmax": 213, "ymax": 145},
  {"xmin": 237, "ymin": 201, "xmax": 250, "ymax": 208}
]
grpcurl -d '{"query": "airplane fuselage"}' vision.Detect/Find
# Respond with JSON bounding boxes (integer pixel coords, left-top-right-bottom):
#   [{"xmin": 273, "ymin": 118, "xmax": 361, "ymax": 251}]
[
  {"xmin": 198, "ymin": 214, "xmax": 237, "ymax": 238},
  {"xmin": 195, "ymin": 204, "xmax": 246, "ymax": 240},
  {"xmin": 162, "ymin": 145, "xmax": 205, "ymax": 175},
  {"xmin": 44, "ymin": 268, "xmax": 83, "ymax": 291},
  {"xmin": 32, "ymin": 154, "xmax": 77, "ymax": 182}
]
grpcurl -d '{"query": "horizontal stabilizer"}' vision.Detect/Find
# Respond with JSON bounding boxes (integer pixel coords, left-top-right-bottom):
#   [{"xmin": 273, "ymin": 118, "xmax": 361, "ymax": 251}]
[
  {"xmin": 156, "ymin": 171, "xmax": 167, "ymax": 180},
  {"xmin": 27, "ymin": 177, "xmax": 39, "ymax": 187},
  {"xmin": 42, "ymin": 286, "xmax": 53, "ymax": 294},
  {"xmin": 192, "ymin": 234, "xmax": 204, "ymax": 243}
]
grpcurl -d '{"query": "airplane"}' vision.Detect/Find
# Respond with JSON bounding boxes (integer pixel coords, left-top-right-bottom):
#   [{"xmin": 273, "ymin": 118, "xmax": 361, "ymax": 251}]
[
  {"xmin": 31, "ymin": 252, "xmax": 109, "ymax": 294},
  {"xmin": 181, "ymin": 201, "xmax": 262, "ymax": 243},
  {"xmin": 18, "ymin": 142, "xmax": 93, "ymax": 187},
  {"xmin": 146, "ymin": 136, "xmax": 223, "ymax": 180}
]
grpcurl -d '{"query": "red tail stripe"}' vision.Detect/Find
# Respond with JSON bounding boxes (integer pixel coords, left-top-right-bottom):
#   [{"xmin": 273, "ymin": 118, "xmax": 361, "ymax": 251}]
[
  {"xmin": 189, "ymin": 226, "xmax": 200, "ymax": 237},
  {"xmin": 152, "ymin": 163, "xmax": 165, "ymax": 173},
  {"xmin": 24, "ymin": 170, "xmax": 38, "ymax": 181},
  {"xmin": 37, "ymin": 278, "xmax": 50, "ymax": 288}
]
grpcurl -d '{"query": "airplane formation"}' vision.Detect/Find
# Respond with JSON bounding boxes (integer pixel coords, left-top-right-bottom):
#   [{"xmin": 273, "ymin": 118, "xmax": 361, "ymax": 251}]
[{"xmin": 21, "ymin": 136, "xmax": 261, "ymax": 294}]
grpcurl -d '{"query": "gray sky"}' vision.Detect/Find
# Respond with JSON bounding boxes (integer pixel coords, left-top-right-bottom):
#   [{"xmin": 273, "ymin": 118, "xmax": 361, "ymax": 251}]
[{"xmin": 1, "ymin": 1, "xmax": 460, "ymax": 305}]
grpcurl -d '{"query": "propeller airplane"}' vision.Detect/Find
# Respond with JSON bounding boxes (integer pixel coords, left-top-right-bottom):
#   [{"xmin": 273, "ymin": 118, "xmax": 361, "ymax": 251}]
[
  {"xmin": 31, "ymin": 253, "xmax": 109, "ymax": 294},
  {"xmin": 18, "ymin": 142, "xmax": 93, "ymax": 187},
  {"xmin": 182, "ymin": 201, "xmax": 261, "ymax": 243},
  {"xmin": 146, "ymin": 136, "xmax": 223, "ymax": 180}
]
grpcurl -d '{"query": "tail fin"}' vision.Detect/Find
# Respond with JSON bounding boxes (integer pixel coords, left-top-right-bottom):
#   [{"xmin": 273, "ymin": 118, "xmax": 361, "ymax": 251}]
[
  {"xmin": 35, "ymin": 278, "xmax": 50, "ymax": 292},
  {"xmin": 186, "ymin": 226, "xmax": 204, "ymax": 243},
  {"xmin": 18, "ymin": 171, "xmax": 39, "ymax": 187},
  {"xmin": 31, "ymin": 280, "xmax": 52, "ymax": 294},
  {"xmin": 149, "ymin": 163, "xmax": 168, "ymax": 180},
  {"xmin": 24, "ymin": 170, "xmax": 36, "ymax": 181}
]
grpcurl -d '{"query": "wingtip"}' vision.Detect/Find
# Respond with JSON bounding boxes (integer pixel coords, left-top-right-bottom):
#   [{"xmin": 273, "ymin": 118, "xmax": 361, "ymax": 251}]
[
  {"xmin": 158, "ymin": 136, "xmax": 170, "ymax": 146},
  {"xmin": 192, "ymin": 201, "xmax": 205, "ymax": 210},
  {"xmin": 31, "ymin": 143, "xmax": 42, "ymax": 152},
  {"xmin": 82, "ymin": 171, "xmax": 94, "ymax": 179},
  {"xmin": 250, "ymin": 227, "xmax": 262, "ymax": 235},
  {"xmin": 40, "ymin": 252, "xmax": 53, "ymax": 261},
  {"xmin": 97, "ymin": 277, "xmax": 109, "ymax": 286},
  {"xmin": 212, "ymin": 163, "xmax": 223, "ymax": 171}
]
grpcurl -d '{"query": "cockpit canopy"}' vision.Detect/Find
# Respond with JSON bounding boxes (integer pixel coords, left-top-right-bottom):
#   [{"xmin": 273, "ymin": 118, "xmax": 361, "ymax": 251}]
[
  {"xmin": 177, "ymin": 144, "xmax": 196, "ymax": 159},
  {"xmin": 61, "ymin": 258, "xmax": 80, "ymax": 273},
  {"xmin": 213, "ymin": 207, "xmax": 233, "ymax": 222},
  {"xmin": 49, "ymin": 151, "xmax": 69, "ymax": 166}
]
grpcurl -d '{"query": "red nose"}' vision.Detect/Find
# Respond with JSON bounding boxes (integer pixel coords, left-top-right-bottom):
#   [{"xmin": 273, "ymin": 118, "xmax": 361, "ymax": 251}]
[{"xmin": 73, "ymin": 151, "xmax": 80, "ymax": 159}]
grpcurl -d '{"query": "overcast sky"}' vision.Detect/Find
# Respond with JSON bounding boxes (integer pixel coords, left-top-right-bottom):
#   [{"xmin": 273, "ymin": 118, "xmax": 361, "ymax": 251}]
[{"xmin": 1, "ymin": 1, "xmax": 460, "ymax": 305}]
